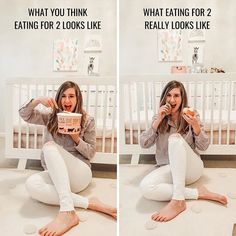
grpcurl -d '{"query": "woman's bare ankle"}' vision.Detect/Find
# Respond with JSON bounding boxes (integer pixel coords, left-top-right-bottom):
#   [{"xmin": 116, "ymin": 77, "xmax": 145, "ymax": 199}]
[{"xmin": 197, "ymin": 185, "xmax": 227, "ymax": 205}]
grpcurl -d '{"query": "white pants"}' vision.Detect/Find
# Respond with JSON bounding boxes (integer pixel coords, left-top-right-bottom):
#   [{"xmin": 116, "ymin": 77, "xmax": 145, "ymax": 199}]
[
  {"xmin": 25, "ymin": 141, "xmax": 92, "ymax": 212},
  {"xmin": 140, "ymin": 133, "xmax": 204, "ymax": 201}
]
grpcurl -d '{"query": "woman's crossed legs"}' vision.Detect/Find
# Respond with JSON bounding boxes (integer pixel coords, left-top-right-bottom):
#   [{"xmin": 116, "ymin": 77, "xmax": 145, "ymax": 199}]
[
  {"xmin": 26, "ymin": 142, "xmax": 116, "ymax": 236},
  {"xmin": 140, "ymin": 134, "xmax": 227, "ymax": 222}
]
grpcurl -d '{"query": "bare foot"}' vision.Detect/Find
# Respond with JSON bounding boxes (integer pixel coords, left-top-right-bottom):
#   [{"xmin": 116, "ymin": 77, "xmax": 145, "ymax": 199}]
[
  {"xmin": 39, "ymin": 211, "xmax": 79, "ymax": 236},
  {"xmin": 198, "ymin": 186, "xmax": 228, "ymax": 205},
  {"xmin": 88, "ymin": 197, "xmax": 117, "ymax": 219},
  {"xmin": 152, "ymin": 200, "xmax": 186, "ymax": 222}
]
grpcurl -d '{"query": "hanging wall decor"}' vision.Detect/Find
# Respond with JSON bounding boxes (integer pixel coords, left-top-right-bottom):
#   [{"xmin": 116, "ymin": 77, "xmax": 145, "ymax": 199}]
[
  {"xmin": 84, "ymin": 35, "xmax": 102, "ymax": 52},
  {"xmin": 85, "ymin": 53, "xmax": 99, "ymax": 76},
  {"xmin": 53, "ymin": 39, "xmax": 79, "ymax": 71},
  {"xmin": 158, "ymin": 30, "xmax": 183, "ymax": 62},
  {"xmin": 188, "ymin": 29, "xmax": 205, "ymax": 42},
  {"xmin": 188, "ymin": 43, "xmax": 204, "ymax": 65}
]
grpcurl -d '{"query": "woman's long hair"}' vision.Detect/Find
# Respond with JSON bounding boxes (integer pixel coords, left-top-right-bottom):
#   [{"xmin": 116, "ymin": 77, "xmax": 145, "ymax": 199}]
[
  {"xmin": 47, "ymin": 81, "xmax": 87, "ymax": 137},
  {"xmin": 158, "ymin": 80, "xmax": 188, "ymax": 134}
]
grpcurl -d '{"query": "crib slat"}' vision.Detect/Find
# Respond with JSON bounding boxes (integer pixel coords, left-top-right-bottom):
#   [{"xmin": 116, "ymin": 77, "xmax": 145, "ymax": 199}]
[
  {"xmin": 185, "ymin": 82, "xmax": 190, "ymax": 105},
  {"xmin": 218, "ymin": 81, "xmax": 223, "ymax": 144},
  {"xmin": 201, "ymin": 81, "xmax": 206, "ymax": 124},
  {"xmin": 135, "ymin": 82, "xmax": 141, "ymax": 144},
  {"xmin": 152, "ymin": 81, "xmax": 157, "ymax": 116},
  {"xmin": 224, "ymin": 82, "xmax": 227, "ymax": 110},
  {"xmin": 143, "ymin": 82, "xmax": 148, "ymax": 130},
  {"xmin": 226, "ymin": 82, "xmax": 232, "ymax": 145},
  {"xmin": 111, "ymin": 87, "xmax": 116, "ymax": 153},
  {"xmin": 94, "ymin": 85, "xmax": 98, "ymax": 120},
  {"xmin": 94, "ymin": 85, "xmax": 98, "ymax": 145},
  {"xmin": 206, "ymin": 81, "xmax": 210, "ymax": 110},
  {"xmin": 25, "ymin": 84, "xmax": 30, "ymax": 149},
  {"xmin": 41, "ymin": 84, "xmax": 47, "ymax": 142},
  {"xmin": 5, "ymin": 83, "xmax": 14, "ymax": 151},
  {"xmin": 209, "ymin": 82, "xmax": 214, "ymax": 145},
  {"xmin": 33, "ymin": 84, "xmax": 38, "ymax": 149},
  {"xmin": 18, "ymin": 83, "xmax": 22, "ymax": 148},
  {"xmin": 102, "ymin": 86, "xmax": 108, "ymax": 152},
  {"xmin": 128, "ymin": 83, "xmax": 133, "ymax": 144}
]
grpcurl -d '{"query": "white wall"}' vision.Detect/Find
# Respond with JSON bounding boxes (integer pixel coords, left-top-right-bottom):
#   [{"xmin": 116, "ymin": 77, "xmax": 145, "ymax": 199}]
[
  {"xmin": 0, "ymin": 0, "xmax": 116, "ymax": 133},
  {"xmin": 120, "ymin": 0, "xmax": 236, "ymax": 75}
]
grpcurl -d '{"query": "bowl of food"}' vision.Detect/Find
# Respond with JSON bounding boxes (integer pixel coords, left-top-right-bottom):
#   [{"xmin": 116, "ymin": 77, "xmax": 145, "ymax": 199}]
[{"xmin": 57, "ymin": 112, "xmax": 82, "ymax": 134}]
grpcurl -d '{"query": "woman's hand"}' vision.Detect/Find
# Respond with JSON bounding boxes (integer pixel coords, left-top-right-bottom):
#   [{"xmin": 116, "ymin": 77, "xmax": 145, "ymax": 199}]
[
  {"xmin": 158, "ymin": 103, "xmax": 172, "ymax": 120},
  {"xmin": 69, "ymin": 132, "xmax": 80, "ymax": 144},
  {"xmin": 152, "ymin": 104, "xmax": 171, "ymax": 130},
  {"xmin": 33, "ymin": 97, "xmax": 58, "ymax": 109},
  {"xmin": 182, "ymin": 114, "xmax": 201, "ymax": 135}
]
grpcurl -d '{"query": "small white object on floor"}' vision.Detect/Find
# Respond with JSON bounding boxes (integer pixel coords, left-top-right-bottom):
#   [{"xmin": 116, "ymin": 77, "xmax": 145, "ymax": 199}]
[
  {"xmin": 23, "ymin": 224, "xmax": 37, "ymax": 234},
  {"xmin": 227, "ymin": 192, "xmax": 236, "ymax": 199},
  {"xmin": 79, "ymin": 213, "xmax": 88, "ymax": 222},
  {"xmin": 218, "ymin": 172, "xmax": 227, "ymax": 177},
  {"xmin": 191, "ymin": 204, "xmax": 202, "ymax": 214},
  {"xmin": 145, "ymin": 220, "xmax": 158, "ymax": 230}
]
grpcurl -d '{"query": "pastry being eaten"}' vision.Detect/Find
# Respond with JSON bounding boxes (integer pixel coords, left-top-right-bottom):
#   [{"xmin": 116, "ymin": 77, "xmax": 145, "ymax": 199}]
[
  {"xmin": 166, "ymin": 102, "xmax": 171, "ymax": 109},
  {"xmin": 183, "ymin": 107, "xmax": 195, "ymax": 116},
  {"xmin": 164, "ymin": 102, "xmax": 171, "ymax": 116}
]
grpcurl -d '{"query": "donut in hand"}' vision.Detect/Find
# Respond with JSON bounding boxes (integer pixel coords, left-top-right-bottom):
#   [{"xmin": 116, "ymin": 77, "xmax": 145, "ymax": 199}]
[
  {"xmin": 183, "ymin": 107, "xmax": 195, "ymax": 116},
  {"xmin": 164, "ymin": 102, "xmax": 171, "ymax": 116}
]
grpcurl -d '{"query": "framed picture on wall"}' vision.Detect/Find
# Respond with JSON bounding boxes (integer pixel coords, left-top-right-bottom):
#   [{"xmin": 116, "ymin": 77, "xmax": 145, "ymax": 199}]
[
  {"xmin": 84, "ymin": 35, "xmax": 102, "ymax": 52},
  {"xmin": 188, "ymin": 43, "xmax": 205, "ymax": 65},
  {"xmin": 188, "ymin": 29, "xmax": 205, "ymax": 42},
  {"xmin": 157, "ymin": 29, "xmax": 183, "ymax": 62},
  {"xmin": 53, "ymin": 39, "xmax": 79, "ymax": 72},
  {"xmin": 84, "ymin": 53, "xmax": 99, "ymax": 76}
]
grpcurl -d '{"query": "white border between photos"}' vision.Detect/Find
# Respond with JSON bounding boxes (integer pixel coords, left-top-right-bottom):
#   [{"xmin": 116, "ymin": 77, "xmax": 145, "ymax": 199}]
[{"xmin": 117, "ymin": 0, "xmax": 120, "ymax": 235}]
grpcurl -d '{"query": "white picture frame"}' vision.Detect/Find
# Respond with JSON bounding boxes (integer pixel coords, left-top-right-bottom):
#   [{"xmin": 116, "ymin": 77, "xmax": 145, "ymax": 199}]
[
  {"xmin": 53, "ymin": 39, "xmax": 79, "ymax": 72},
  {"xmin": 188, "ymin": 43, "xmax": 205, "ymax": 65},
  {"xmin": 84, "ymin": 53, "xmax": 99, "ymax": 76},
  {"xmin": 84, "ymin": 35, "xmax": 102, "ymax": 52},
  {"xmin": 157, "ymin": 30, "xmax": 183, "ymax": 62},
  {"xmin": 188, "ymin": 29, "xmax": 205, "ymax": 42}
]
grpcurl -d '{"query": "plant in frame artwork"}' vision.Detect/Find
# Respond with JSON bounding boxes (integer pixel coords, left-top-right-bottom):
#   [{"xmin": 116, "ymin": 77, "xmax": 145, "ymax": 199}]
[
  {"xmin": 53, "ymin": 39, "xmax": 79, "ymax": 71},
  {"xmin": 158, "ymin": 29, "xmax": 183, "ymax": 62}
]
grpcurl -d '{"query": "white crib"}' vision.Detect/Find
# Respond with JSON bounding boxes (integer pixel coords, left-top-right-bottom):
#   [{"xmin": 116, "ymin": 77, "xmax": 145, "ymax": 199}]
[
  {"xmin": 120, "ymin": 73, "xmax": 236, "ymax": 164},
  {"xmin": 5, "ymin": 77, "xmax": 117, "ymax": 169}
]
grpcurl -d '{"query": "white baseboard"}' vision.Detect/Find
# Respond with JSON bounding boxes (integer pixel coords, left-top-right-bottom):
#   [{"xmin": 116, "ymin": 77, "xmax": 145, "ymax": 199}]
[{"xmin": 0, "ymin": 132, "xmax": 5, "ymax": 138}]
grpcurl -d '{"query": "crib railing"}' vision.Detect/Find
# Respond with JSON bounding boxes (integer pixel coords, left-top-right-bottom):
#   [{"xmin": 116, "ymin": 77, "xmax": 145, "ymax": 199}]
[
  {"xmin": 5, "ymin": 77, "xmax": 117, "ymax": 169},
  {"xmin": 120, "ymin": 73, "xmax": 236, "ymax": 164}
]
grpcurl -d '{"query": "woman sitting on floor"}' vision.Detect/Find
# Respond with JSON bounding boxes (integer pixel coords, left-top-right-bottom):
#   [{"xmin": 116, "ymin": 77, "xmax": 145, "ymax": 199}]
[
  {"xmin": 140, "ymin": 80, "xmax": 227, "ymax": 222},
  {"xmin": 19, "ymin": 81, "xmax": 116, "ymax": 236}
]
